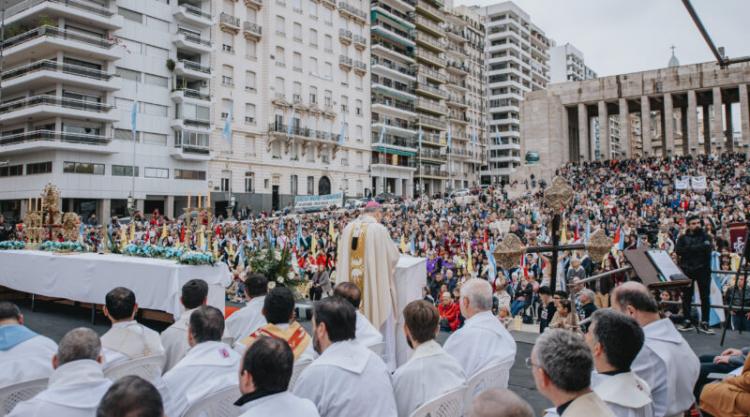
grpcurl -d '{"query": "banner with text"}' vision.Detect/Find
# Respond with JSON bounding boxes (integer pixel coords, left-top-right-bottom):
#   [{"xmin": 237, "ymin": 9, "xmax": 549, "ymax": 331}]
[{"xmin": 294, "ymin": 193, "xmax": 344, "ymax": 212}]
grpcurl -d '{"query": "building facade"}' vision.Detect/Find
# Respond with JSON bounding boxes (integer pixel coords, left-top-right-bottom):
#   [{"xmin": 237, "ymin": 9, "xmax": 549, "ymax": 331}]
[
  {"xmin": 549, "ymin": 42, "xmax": 596, "ymax": 83},
  {"xmin": 477, "ymin": 1, "xmax": 551, "ymax": 185}
]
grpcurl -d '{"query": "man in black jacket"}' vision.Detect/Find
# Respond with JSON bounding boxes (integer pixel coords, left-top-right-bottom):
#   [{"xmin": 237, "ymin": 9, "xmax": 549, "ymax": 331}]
[{"xmin": 675, "ymin": 214, "xmax": 714, "ymax": 334}]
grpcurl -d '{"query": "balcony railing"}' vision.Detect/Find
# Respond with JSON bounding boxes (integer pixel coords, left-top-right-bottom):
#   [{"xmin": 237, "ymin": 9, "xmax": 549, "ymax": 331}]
[
  {"xmin": 0, "ymin": 95, "xmax": 112, "ymax": 115},
  {"xmin": 419, "ymin": 148, "xmax": 445, "ymax": 159},
  {"xmin": 415, "ymin": 49, "xmax": 446, "ymax": 67},
  {"xmin": 1, "ymin": 26, "xmax": 115, "ymax": 50},
  {"xmin": 372, "ymin": 97, "xmax": 415, "ymax": 113},
  {"xmin": 371, "ymin": 40, "xmax": 414, "ymax": 61},
  {"xmin": 243, "ymin": 21, "xmax": 262, "ymax": 35},
  {"xmin": 416, "ymin": 98, "xmax": 445, "ymax": 113},
  {"xmin": 371, "ymin": 58, "xmax": 415, "ymax": 77},
  {"xmin": 268, "ymin": 123, "xmax": 339, "ymax": 143},
  {"xmin": 415, "ymin": 32, "xmax": 444, "ymax": 50},
  {"xmin": 1, "ymin": 59, "xmax": 113, "ymax": 82},
  {"xmin": 418, "ymin": 166, "xmax": 449, "ymax": 177},
  {"xmin": 416, "ymin": 82, "xmax": 448, "ymax": 98},
  {"xmin": 0, "ymin": 129, "xmax": 110, "ymax": 146},
  {"xmin": 372, "ymin": 134, "xmax": 416, "ymax": 148},
  {"xmin": 6, "ymin": 0, "xmax": 113, "ymax": 18},
  {"xmin": 173, "ymin": 88, "xmax": 210, "ymax": 101},
  {"xmin": 337, "ymin": 2, "xmax": 367, "ymax": 20},
  {"xmin": 179, "ymin": 2, "xmax": 211, "ymax": 19},
  {"xmin": 415, "ymin": 15, "xmax": 443, "ymax": 34},
  {"xmin": 178, "ymin": 59, "xmax": 211, "ymax": 74},
  {"xmin": 339, "ymin": 29, "xmax": 352, "ymax": 42},
  {"xmin": 417, "ymin": 114, "xmax": 447, "ymax": 129},
  {"xmin": 353, "ymin": 60, "xmax": 366, "ymax": 72},
  {"xmin": 220, "ymin": 12, "xmax": 240, "ymax": 28},
  {"xmin": 176, "ymin": 29, "xmax": 212, "ymax": 47},
  {"xmin": 415, "ymin": 0, "xmax": 442, "ymax": 19},
  {"xmin": 418, "ymin": 65, "xmax": 446, "ymax": 82},
  {"xmin": 339, "ymin": 55, "xmax": 353, "ymax": 67},
  {"xmin": 352, "ymin": 34, "xmax": 367, "ymax": 47}
]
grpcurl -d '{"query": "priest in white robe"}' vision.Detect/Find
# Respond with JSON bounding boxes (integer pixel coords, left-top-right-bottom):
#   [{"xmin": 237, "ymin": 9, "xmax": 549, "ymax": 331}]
[
  {"xmin": 163, "ymin": 306, "xmax": 241, "ymax": 417},
  {"xmin": 0, "ymin": 301, "xmax": 57, "ymax": 387},
  {"xmin": 226, "ymin": 273, "xmax": 268, "ymax": 343},
  {"xmin": 100, "ymin": 287, "xmax": 164, "ymax": 368},
  {"xmin": 612, "ymin": 282, "xmax": 699, "ymax": 417},
  {"xmin": 333, "ymin": 283, "xmax": 384, "ymax": 348},
  {"xmin": 8, "ymin": 328, "xmax": 112, "ymax": 417},
  {"xmin": 585, "ymin": 309, "xmax": 654, "ymax": 417},
  {"xmin": 293, "ymin": 297, "xmax": 397, "ymax": 417},
  {"xmin": 160, "ymin": 279, "xmax": 209, "ymax": 372},
  {"xmin": 336, "ymin": 201, "xmax": 399, "ymax": 363},
  {"xmin": 444, "ymin": 279, "xmax": 516, "ymax": 379},
  {"xmin": 236, "ymin": 337, "xmax": 319, "ymax": 417},
  {"xmin": 393, "ymin": 300, "xmax": 465, "ymax": 417}
]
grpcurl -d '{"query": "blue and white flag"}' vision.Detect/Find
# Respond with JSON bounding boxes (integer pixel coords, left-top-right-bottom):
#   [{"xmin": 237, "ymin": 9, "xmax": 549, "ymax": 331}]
[
  {"xmin": 417, "ymin": 127, "xmax": 423, "ymax": 149},
  {"xmin": 471, "ymin": 125, "xmax": 478, "ymax": 144},
  {"xmin": 296, "ymin": 221, "xmax": 303, "ymax": 249},
  {"xmin": 585, "ymin": 219, "xmax": 591, "ymax": 243},
  {"xmin": 279, "ymin": 218, "xmax": 285, "ymax": 233},
  {"xmin": 266, "ymin": 228, "xmax": 275, "ymax": 249},
  {"xmin": 222, "ymin": 108, "xmax": 232, "ymax": 143},
  {"xmin": 699, "ymin": 251, "xmax": 726, "ymax": 326},
  {"xmin": 130, "ymin": 100, "xmax": 138, "ymax": 135},
  {"xmin": 287, "ymin": 109, "xmax": 296, "ymax": 137},
  {"xmin": 446, "ymin": 124, "xmax": 452, "ymax": 149},
  {"xmin": 378, "ymin": 123, "xmax": 386, "ymax": 144},
  {"xmin": 338, "ymin": 115, "xmax": 346, "ymax": 145},
  {"xmin": 486, "ymin": 247, "xmax": 497, "ymax": 282},
  {"xmin": 409, "ymin": 235, "xmax": 416, "ymax": 255}
]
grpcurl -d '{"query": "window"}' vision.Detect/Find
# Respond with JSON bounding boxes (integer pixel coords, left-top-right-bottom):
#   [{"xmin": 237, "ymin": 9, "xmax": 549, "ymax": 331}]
[
  {"xmin": 142, "ymin": 132, "xmax": 167, "ymax": 145},
  {"xmin": 143, "ymin": 102, "xmax": 168, "ymax": 117},
  {"xmin": 114, "ymin": 97, "xmax": 133, "ymax": 109},
  {"xmin": 245, "ymin": 103, "xmax": 256, "ymax": 125},
  {"xmin": 222, "ymin": 99, "xmax": 233, "ymax": 120},
  {"xmin": 322, "ymin": 7, "xmax": 332, "ymax": 25},
  {"xmin": 355, "ymin": 125, "xmax": 363, "ymax": 142},
  {"xmin": 309, "ymin": 57, "xmax": 318, "ymax": 75},
  {"xmin": 307, "ymin": 176, "xmax": 314, "ymax": 195},
  {"xmin": 178, "ymin": 103, "xmax": 210, "ymax": 121},
  {"xmin": 309, "ymin": 86, "xmax": 317, "ymax": 104},
  {"xmin": 222, "ymin": 65, "xmax": 234, "ymax": 86},
  {"xmin": 264, "ymin": 179, "xmax": 270, "ymax": 189},
  {"xmin": 275, "ymin": 77, "xmax": 285, "ymax": 97},
  {"xmin": 292, "ymin": 0, "xmax": 301, "ymax": 12},
  {"xmin": 144, "ymin": 73, "xmax": 168, "ymax": 87},
  {"xmin": 341, "ymin": 95, "xmax": 348, "ymax": 113},
  {"xmin": 310, "ymin": 1, "xmax": 318, "ymax": 17},
  {"xmin": 112, "ymin": 165, "xmax": 139, "ymax": 176},
  {"xmin": 245, "ymin": 39, "xmax": 257, "ymax": 60},
  {"xmin": 293, "ymin": 82, "xmax": 302, "ymax": 102},
  {"xmin": 222, "ymin": 32, "xmax": 234, "ymax": 53},
  {"xmin": 343, "ymin": 179, "xmax": 349, "ymax": 191},
  {"xmin": 293, "ymin": 23, "xmax": 302, "ymax": 41},
  {"xmin": 116, "ymin": 67, "xmax": 140, "ymax": 82},
  {"xmin": 0, "ymin": 165, "xmax": 22, "ymax": 177},
  {"xmin": 290, "ymin": 175, "xmax": 298, "ymax": 195},
  {"xmin": 26, "ymin": 162, "xmax": 52, "ymax": 175},
  {"xmin": 63, "ymin": 162, "xmax": 104, "ymax": 175},
  {"xmin": 144, "ymin": 167, "xmax": 169, "ymax": 178},
  {"xmin": 324, "ymin": 90, "xmax": 332, "ymax": 107},
  {"xmin": 220, "ymin": 176, "xmax": 230, "ymax": 191},
  {"xmin": 275, "ymin": 15, "xmax": 285, "ymax": 36},
  {"xmin": 114, "ymin": 128, "xmax": 135, "ymax": 141},
  {"xmin": 244, "ymin": 172, "xmax": 255, "ymax": 192},
  {"xmin": 275, "ymin": 46, "xmax": 285, "ymax": 67},
  {"xmin": 175, "ymin": 169, "xmax": 206, "ymax": 180},
  {"xmin": 324, "ymin": 34, "xmax": 333, "ymax": 52},
  {"xmin": 324, "ymin": 62, "xmax": 332, "ymax": 78},
  {"xmin": 292, "ymin": 52, "xmax": 302, "ymax": 72},
  {"xmin": 309, "ymin": 29, "xmax": 318, "ymax": 47},
  {"xmin": 118, "ymin": 7, "xmax": 142, "ymax": 23},
  {"xmin": 355, "ymin": 99, "xmax": 363, "ymax": 116},
  {"xmin": 245, "ymin": 71, "xmax": 256, "ymax": 92}
]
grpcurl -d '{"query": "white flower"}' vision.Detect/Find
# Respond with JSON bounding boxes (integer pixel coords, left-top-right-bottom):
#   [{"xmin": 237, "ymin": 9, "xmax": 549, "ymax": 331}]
[
  {"xmin": 287, "ymin": 271, "xmax": 295, "ymax": 279},
  {"xmin": 268, "ymin": 281, "xmax": 277, "ymax": 289},
  {"xmin": 277, "ymin": 277, "xmax": 285, "ymax": 284}
]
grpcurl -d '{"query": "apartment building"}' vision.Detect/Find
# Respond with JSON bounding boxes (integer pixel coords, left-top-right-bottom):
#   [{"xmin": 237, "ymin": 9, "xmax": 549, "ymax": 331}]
[
  {"xmin": 210, "ymin": 0, "xmax": 371, "ymax": 212},
  {"xmin": 0, "ymin": 0, "xmax": 212, "ymax": 223},
  {"xmin": 370, "ymin": 0, "xmax": 417, "ymax": 198},
  {"xmin": 477, "ymin": 1, "xmax": 550, "ymax": 185},
  {"xmin": 549, "ymin": 42, "xmax": 596, "ymax": 83},
  {"xmin": 445, "ymin": 5, "xmax": 486, "ymax": 190}
]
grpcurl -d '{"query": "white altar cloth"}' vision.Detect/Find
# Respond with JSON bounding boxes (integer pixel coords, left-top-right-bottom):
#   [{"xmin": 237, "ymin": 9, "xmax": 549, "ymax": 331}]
[{"xmin": 0, "ymin": 250, "xmax": 231, "ymax": 317}]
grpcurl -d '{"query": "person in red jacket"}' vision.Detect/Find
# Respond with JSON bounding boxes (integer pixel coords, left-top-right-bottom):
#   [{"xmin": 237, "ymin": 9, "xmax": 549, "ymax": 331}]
[{"xmin": 438, "ymin": 292, "xmax": 461, "ymax": 332}]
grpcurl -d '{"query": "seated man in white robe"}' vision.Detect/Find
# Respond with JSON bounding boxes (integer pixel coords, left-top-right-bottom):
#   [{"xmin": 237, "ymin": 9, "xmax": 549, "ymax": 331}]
[
  {"xmin": 8, "ymin": 327, "xmax": 112, "ymax": 417},
  {"xmin": 226, "ymin": 273, "xmax": 268, "ymax": 343},
  {"xmin": 101, "ymin": 287, "xmax": 165, "ymax": 368},
  {"xmin": 233, "ymin": 286, "xmax": 315, "ymax": 365},
  {"xmin": 97, "ymin": 375, "xmax": 165, "ymax": 417},
  {"xmin": 333, "ymin": 282, "xmax": 383, "ymax": 348},
  {"xmin": 444, "ymin": 279, "xmax": 517, "ymax": 379},
  {"xmin": 470, "ymin": 389, "xmax": 534, "ymax": 417},
  {"xmin": 585, "ymin": 309, "xmax": 654, "ymax": 417},
  {"xmin": 393, "ymin": 300, "xmax": 466, "ymax": 417},
  {"xmin": 236, "ymin": 337, "xmax": 319, "ymax": 417},
  {"xmin": 0, "ymin": 301, "xmax": 57, "ymax": 387},
  {"xmin": 163, "ymin": 305, "xmax": 241, "ymax": 417},
  {"xmin": 612, "ymin": 282, "xmax": 699, "ymax": 417},
  {"xmin": 293, "ymin": 297, "xmax": 397, "ymax": 417},
  {"xmin": 160, "ymin": 279, "xmax": 208, "ymax": 372}
]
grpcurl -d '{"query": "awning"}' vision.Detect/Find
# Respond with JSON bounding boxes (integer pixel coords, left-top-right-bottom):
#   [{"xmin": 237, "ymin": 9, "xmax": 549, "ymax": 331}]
[{"xmin": 373, "ymin": 146, "xmax": 416, "ymax": 157}]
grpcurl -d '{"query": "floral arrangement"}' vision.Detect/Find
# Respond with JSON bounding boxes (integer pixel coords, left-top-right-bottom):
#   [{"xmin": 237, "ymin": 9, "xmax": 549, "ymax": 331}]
[
  {"xmin": 179, "ymin": 251, "xmax": 215, "ymax": 266},
  {"xmin": 249, "ymin": 246, "xmax": 305, "ymax": 287},
  {"xmin": 0, "ymin": 241, "xmax": 25, "ymax": 250},
  {"xmin": 123, "ymin": 244, "xmax": 184, "ymax": 260},
  {"xmin": 39, "ymin": 240, "xmax": 85, "ymax": 252}
]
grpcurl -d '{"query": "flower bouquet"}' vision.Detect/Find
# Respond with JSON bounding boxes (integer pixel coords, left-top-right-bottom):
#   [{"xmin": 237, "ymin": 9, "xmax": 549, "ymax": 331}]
[
  {"xmin": 39, "ymin": 240, "xmax": 85, "ymax": 253},
  {"xmin": 0, "ymin": 241, "xmax": 25, "ymax": 250},
  {"xmin": 179, "ymin": 251, "xmax": 215, "ymax": 266},
  {"xmin": 249, "ymin": 246, "xmax": 306, "ymax": 290}
]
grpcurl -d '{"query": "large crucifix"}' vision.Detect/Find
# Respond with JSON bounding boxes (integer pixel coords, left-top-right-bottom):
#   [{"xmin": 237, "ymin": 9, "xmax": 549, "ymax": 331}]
[{"xmin": 494, "ymin": 177, "xmax": 613, "ymax": 291}]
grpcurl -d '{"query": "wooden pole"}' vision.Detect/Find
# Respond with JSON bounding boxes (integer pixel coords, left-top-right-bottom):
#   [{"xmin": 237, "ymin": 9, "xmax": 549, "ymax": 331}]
[{"xmin": 549, "ymin": 213, "xmax": 561, "ymax": 292}]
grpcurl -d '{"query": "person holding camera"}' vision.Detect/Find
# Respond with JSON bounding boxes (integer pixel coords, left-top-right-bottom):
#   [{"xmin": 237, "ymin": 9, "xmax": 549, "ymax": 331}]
[{"xmin": 675, "ymin": 214, "xmax": 714, "ymax": 334}]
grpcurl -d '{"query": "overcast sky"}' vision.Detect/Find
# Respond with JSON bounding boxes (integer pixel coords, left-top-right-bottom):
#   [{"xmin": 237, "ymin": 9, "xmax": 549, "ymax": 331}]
[{"xmin": 454, "ymin": 0, "xmax": 749, "ymax": 77}]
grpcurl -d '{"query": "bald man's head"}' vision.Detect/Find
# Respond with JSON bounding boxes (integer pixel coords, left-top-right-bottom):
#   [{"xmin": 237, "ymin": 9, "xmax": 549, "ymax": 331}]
[
  {"xmin": 611, "ymin": 281, "xmax": 659, "ymax": 314},
  {"xmin": 470, "ymin": 389, "xmax": 534, "ymax": 417}
]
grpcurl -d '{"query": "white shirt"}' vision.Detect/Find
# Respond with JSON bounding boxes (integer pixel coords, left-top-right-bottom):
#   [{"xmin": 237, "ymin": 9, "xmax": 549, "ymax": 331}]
[
  {"xmin": 392, "ymin": 340, "xmax": 466, "ymax": 417},
  {"xmin": 443, "ymin": 311, "xmax": 517, "ymax": 378},
  {"xmin": 355, "ymin": 311, "xmax": 383, "ymax": 348},
  {"xmin": 160, "ymin": 308, "xmax": 197, "ymax": 372},
  {"xmin": 163, "ymin": 340, "xmax": 241, "ymax": 417},
  {"xmin": 8, "ymin": 359, "xmax": 112, "ymax": 417},
  {"xmin": 293, "ymin": 340, "xmax": 397, "ymax": 417},
  {"xmin": 238, "ymin": 392, "xmax": 320, "ymax": 417},
  {"xmin": 225, "ymin": 296, "xmax": 267, "ymax": 342},
  {"xmin": 0, "ymin": 325, "xmax": 57, "ymax": 387},
  {"xmin": 592, "ymin": 372, "xmax": 654, "ymax": 417},
  {"xmin": 631, "ymin": 319, "xmax": 699, "ymax": 417},
  {"xmin": 101, "ymin": 320, "xmax": 165, "ymax": 369}
]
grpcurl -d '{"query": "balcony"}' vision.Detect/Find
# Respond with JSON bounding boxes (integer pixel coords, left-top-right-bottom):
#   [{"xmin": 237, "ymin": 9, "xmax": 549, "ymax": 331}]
[
  {"xmin": 415, "ymin": 32, "xmax": 445, "ymax": 52},
  {"xmin": 448, "ymin": 113, "xmax": 469, "ymax": 125},
  {"xmin": 170, "ymin": 117, "xmax": 211, "ymax": 133},
  {"xmin": 418, "ymin": 64, "xmax": 446, "ymax": 83},
  {"xmin": 446, "ymin": 61, "xmax": 469, "ymax": 75},
  {"xmin": 337, "ymin": 2, "xmax": 367, "ymax": 23},
  {"xmin": 220, "ymin": 12, "xmax": 241, "ymax": 33},
  {"xmin": 0, "ymin": 95, "xmax": 116, "ymax": 125},
  {"xmin": 244, "ymin": 0, "xmax": 262, "ymax": 10},
  {"xmin": 372, "ymin": 22, "xmax": 415, "ymax": 48},
  {"xmin": 415, "ymin": 98, "xmax": 446, "ymax": 115},
  {"xmin": 415, "ymin": 15, "xmax": 443, "ymax": 37},
  {"xmin": 320, "ymin": 0, "xmax": 335, "ymax": 8},
  {"xmin": 372, "ymin": 98, "xmax": 415, "ymax": 119},
  {"xmin": 371, "ymin": 58, "xmax": 416, "ymax": 81},
  {"xmin": 416, "ymin": 166, "xmax": 449, "ymax": 178},
  {"xmin": 174, "ymin": 60, "xmax": 211, "ymax": 81},
  {"xmin": 243, "ymin": 22, "xmax": 262, "ymax": 40},
  {"xmin": 0, "ymin": 130, "xmax": 113, "ymax": 156},
  {"xmin": 339, "ymin": 29, "xmax": 352, "ymax": 44},
  {"xmin": 371, "ymin": 42, "xmax": 414, "ymax": 63},
  {"xmin": 415, "ymin": 49, "xmax": 445, "ymax": 67},
  {"xmin": 5, "ymin": 0, "xmax": 121, "ymax": 30},
  {"xmin": 172, "ymin": 29, "xmax": 212, "ymax": 54},
  {"xmin": 353, "ymin": 34, "xmax": 367, "ymax": 50},
  {"xmin": 174, "ymin": 3, "xmax": 212, "ymax": 27},
  {"xmin": 171, "ymin": 139, "xmax": 211, "ymax": 161},
  {"xmin": 1, "ymin": 59, "xmax": 118, "ymax": 95},
  {"xmin": 339, "ymin": 55, "xmax": 353, "ymax": 71},
  {"xmin": 446, "ymin": 95, "xmax": 468, "ymax": 108},
  {"xmin": 418, "ymin": 147, "xmax": 446, "ymax": 161},
  {"xmin": 372, "ymin": 121, "xmax": 417, "ymax": 137},
  {"xmin": 170, "ymin": 88, "xmax": 210, "ymax": 103},
  {"xmin": 268, "ymin": 123, "xmax": 340, "ymax": 147},
  {"xmin": 372, "ymin": 82, "xmax": 416, "ymax": 102},
  {"xmin": 415, "ymin": 82, "xmax": 447, "ymax": 100},
  {"xmin": 415, "ymin": 0, "xmax": 443, "ymax": 22},
  {"xmin": 1, "ymin": 26, "xmax": 120, "ymax": 66},
  {"xmin": 353, "ymin": 60, "xmax": 367, "ymax": 75},
  {"xmin": 417, "ymin": 114, "xmax": 446, "ymax": 130}
]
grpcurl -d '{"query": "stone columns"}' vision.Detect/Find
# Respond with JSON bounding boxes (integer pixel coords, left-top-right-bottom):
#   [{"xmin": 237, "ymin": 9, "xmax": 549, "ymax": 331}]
[
  {"xmin": 101, "ymin": 199, "xmax": 111, "ymax": 225},
  {"xmin": 663, "ymin": 94, "xmax": 674, "ymax": 156},
  {"xmin": 739, "ymin": 84, "xmax": 750, "ymax": 152},
  {"xmin": 712, "ymin": 87, "xmax": 724, "ymax": 153},
  {"xmin": 687, "ymin": 90, "xmax": 699, "ymax": 154},
  {"xmin": 618, "ymin": 98, "xmax": 631, "ymax": 158},
  {"xmin": 135, "ymin": 199, "xmax": 144, "ymax": 213},
  {"xmin": 165, "ymin": 195, "xmax": 175, "ymax": 219},
  {"xmin": 577, "ymin": 103, "xmax": 589, "ymax": 161},
  {"xmin": 680, "ymin": 106, "xmax": 689, "ymax": 155},
  {"xmin": 395, "ymin": 178, "xmax": 403, "ymax": 196},
  {"xmin": 703, "ymin": 105, "xmax": 711, "ymax": 154},
  {"xmin": 725, "ymin": 101, "xmax": 734, "ymax": 152},
  {"xmin": 20, "ymin": 199, "xmax": 29, "ymax": 219},
  {"xmin": 375, "ymin": 176, "xmax": 384, "ymax": 195},
  {"xmin": 640, "ymin": 96, "xmax": 652, "ymax": 156},
  {"xmin": 598, "ymin": 101, "xmax": 610, "ymax": 160}
]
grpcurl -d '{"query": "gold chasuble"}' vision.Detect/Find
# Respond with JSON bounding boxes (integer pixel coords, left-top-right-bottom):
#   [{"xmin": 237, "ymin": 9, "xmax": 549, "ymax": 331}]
[{"xmin": 238, "ymin": 321, "xmax": 311, "ymax": 360}]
